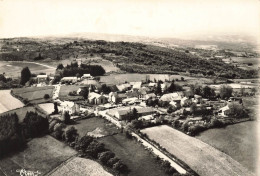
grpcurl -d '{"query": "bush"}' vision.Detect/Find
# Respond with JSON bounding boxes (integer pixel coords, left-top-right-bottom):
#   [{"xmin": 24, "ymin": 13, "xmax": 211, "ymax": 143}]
[
  {"xmin": 44, "ymin": 94, "xmax": 50, "ymax": 99},
  {"xmin": 107, "ymin": 157, "xmax": 120, "ymax": 167},
  {"xmin": 98, "ymin": 151, "xmax": 115, "ymax": 164},
  {"xmin": 64, "ymin": 126, "xmax": 78, "ymax": 143},
  {"xmin": 76, "ymin": 135, "xmax": 94, "ymax": 151},
  {"xmin": 113, "ymin": 160, "xmax": 128, "ymax": 173},
  {"xmin": 86, "ymin": 141, "xmax": 106, "ymax": 158}
]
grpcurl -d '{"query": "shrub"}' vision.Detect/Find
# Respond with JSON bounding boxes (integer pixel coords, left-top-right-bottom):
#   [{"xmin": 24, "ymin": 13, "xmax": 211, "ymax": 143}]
[
  {"xmin": 107, "ymin": 157, "xmax": 120, "ymax": 167},
  {"xmin": 113, "ymin": 160, "xmax": 128, "ymax": 173},
  {"xmin": 76, "ymin": 135, "xmax": 94, "ymax": 151},
  {"xmin": 98, "ymin": 151, "xmax": 115, "ymax": 164},
  {"xmin": 64, "ymin": 126, "xmax": 78, "ymax": 143},
  {"xmin": 44, "ymin": 94, "xmax": 50, "ymax": 99}
]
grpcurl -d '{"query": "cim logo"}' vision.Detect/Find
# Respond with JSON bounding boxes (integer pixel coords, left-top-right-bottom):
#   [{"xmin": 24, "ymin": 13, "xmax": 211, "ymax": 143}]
[{"xmin": 16, "ymin": 169, "xmax": 41, "ymax": 176}]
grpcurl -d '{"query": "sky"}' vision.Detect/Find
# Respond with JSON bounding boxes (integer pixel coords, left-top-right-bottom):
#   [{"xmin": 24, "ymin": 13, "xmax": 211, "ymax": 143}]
[{"xmin": 0, "ymin": 0, "xmax": 259, "ymax": 39}]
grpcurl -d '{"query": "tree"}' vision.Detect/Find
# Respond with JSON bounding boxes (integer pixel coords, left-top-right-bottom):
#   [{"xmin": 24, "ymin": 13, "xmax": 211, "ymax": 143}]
[
  {"xmin": 190, "ymin": 103, "xmax": 197, "ymax": 115},
  {"xmin": 44, "ymin": 94, "xmax": 50, "ymax": 99},
  {"xmin": 20, "ymin": 67, "xmax": 31, "ymax": 85},
  {"xmin": 113, "ymin": 160, "xmax": 128, "ymax": 173},
  {"xmin": 228, "ymin": 102, "xmax": 245, "ymax": 118},
  {"xmin": 62, "ymin": 111, "xmax": 71, "ymax": 124},
  {"xmin": 57, "ymin": 64, "xmax": 64, "ymax": 70},
  {"xmin": 155, "ymin": 82, "xmax": 162, "ymax": 95},
  {"xmin": 219, "ymin": 85, "xmax": 233, "ymax": 99},
  {"xmin": 64, "ymin": 126, "xmax": 78, "ymax": 143},
  {"xmin": 80, "ymin": 87, "xmax": 89, "ymax": 99},
  {"xmin": 98, "ymin": 151, "xmax": 115, "ymax": 164},
  {"xmin": 53, "ymin": 102, "xmax": 59, "ymax": 114},
  {"xmin": 76, "ymin": 135, "xmax": 94, "ymax": 151},
  {"xmin": 251, "ymin": 87, "xmax": 257, "ymax": 95},
  {"xmin": 107, "ymin": 157, "xmax": 120, "ymax": 167},
  {"xmin": 23, "ymin": 111, "xmax": 49, "ymax": 138},
  {"xmin": 0, "ymin": 74, "xmax": 7, "ymax": 83},
  {"xmin": 99, "ymin": 84, "xmax": 111, "ymax": 94},
  {"xmin": 202, "ymin": 86, "xmax": 215, "ymax": 99}
]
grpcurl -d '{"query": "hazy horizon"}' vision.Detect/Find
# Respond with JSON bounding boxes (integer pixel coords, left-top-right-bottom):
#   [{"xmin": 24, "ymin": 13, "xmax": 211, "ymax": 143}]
[{"xmin": 0, "ymin": 0, "xmax": 259, "ymax": 40}]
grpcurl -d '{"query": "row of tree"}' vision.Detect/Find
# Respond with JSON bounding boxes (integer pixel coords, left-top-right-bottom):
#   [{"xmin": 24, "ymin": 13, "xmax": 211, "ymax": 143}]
[{"xmin": 0, "ymin": 111, "xmax": 49, "ymax": 157}]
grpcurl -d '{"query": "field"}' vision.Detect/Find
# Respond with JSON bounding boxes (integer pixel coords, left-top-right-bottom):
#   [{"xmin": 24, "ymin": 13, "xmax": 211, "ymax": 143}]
[
  {"xmin": 59, "ymin": 85, "xmax": 82, "ymax": 101},
  {"xmin": 196, "ymin": 121, "xmax": 258, "ymax": 173},
  {"xmin": 12, "ymin": 86, "xmax": 54, "ymax": 103},
  {"xmin": 49, "ymin": 157, "xmax": 113, "ymax": 176},
  {"xmin": 0, "ymin": 61, "xmax": 55, "ymax": 77},
  {"xmin": 98, "ymin": 134, "xmax": 168, "ymax": 176},
  {"xmin": 0, "ymin": 135, "xmax": 77, "ymax": 176},
  {"xmin": 73, "ymin": 117, "xmax": 119, "ymax": 138},
  {"xmin": 99, "ymin": 73, "xmax": 212, "ymax": 85},
  {"xmin": 0, "ymin": 106, "xmax": 37, "ymax": 123},
  {"xmin": 0, "ymin": 90, "xmax": 24, "ymax": 114},
  {"xmin": 38, "ymin": 103, "xmax": 55, "ymax": 115},
  {"xmin": 141, "ymin": 125, "xmax": 254, "ymax": 176},
  {"xmin": 73, "ymin": 117, "xmax": 168, "ymax": 176},
  {"xmin": 84, "ymin": 56, "xmax": 121, "ymax": 73}
]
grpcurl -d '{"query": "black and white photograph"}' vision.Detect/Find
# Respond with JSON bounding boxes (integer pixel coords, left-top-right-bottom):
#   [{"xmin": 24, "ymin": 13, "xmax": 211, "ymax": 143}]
[{"xmin": 0, "ymin": 0, "xmax": 259, "ymax": 176}]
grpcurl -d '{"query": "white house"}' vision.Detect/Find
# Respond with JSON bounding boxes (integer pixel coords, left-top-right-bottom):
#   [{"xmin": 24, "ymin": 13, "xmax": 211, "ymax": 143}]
[
  {"xmin": 181, "ymin": 97, "xmax": 191, "ymax": 107},
  {"xmin": 61, "ymin": 77, "xmax": 78, "ymax": 83},
  {"xmin": 130, "ymin": 82, "xmax": 142, "ymax": 90},
  {"xmin": 37, "ymin": 74, "xmax": 48, "ymax": 83},
  {"xmin": 145, "ymin": 93, "xmax": 156, "ymax": 100},
  {"xmin": 88, "ymin": 92, "xmax": 107, "ymax": 105},
  {"xmin": 81, "ymin": 74, "xmax": 93, "ymax": 80},
  {"xmin": 160, "ymin": 92, "xmax": 183, "ymax": 102},
  {"xmin": 60, "ymin": 101, "xmax": 80, "ymax": 115},
  {"xmin": 218, "ymin": 105, "xmax": 230, "ymax": 117}
]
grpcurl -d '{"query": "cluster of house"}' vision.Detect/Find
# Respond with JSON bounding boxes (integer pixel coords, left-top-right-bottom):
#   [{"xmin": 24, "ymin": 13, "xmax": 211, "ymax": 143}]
[{"xmin": 53, "ymin": 76, "xmax": 244, "ymax": 121}]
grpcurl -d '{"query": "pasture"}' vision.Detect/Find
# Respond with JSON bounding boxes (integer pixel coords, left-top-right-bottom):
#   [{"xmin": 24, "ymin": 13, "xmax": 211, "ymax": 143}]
[
  {"xmin": 196, "ymin": 121, "xmax": 258, "ymax": 173},
  {"xmin": 59, "ymin": 85, "xmax": 83, "ymax": 101},
  {"xmin": 73, "ymin": 117, "xmax": 118, "ymax": 138},
  {"xmin": 0, "ymin": 89, "xmax": 24, "ymax": 114},
  {"xmin": 38, "ymin": 103, "xmax": 55, "ymax": 115},
  {"xmin": 99, "ymin": 73, "xmax": 212, "ymax": 85},
  {"xmin": 0, "ymin": 61, "xmax": 55, "ymax": 77},
  {"xmin": 0, "ymin": 135, "xmax": 77, "ymax": 176},
  {"xmin": 141, "ymin": 125, "xmax": 254, "ymax": 176},
  {"xmin": 49, "ymin": 157, "xmax": 113, "ymax": 176},
  {"xmin": 12, "ymin": 86, "xmax": 54, "ymax": 103},
  {"xmin": 98, "ymin": 133, "xmax": 168, "ymax": 176}
]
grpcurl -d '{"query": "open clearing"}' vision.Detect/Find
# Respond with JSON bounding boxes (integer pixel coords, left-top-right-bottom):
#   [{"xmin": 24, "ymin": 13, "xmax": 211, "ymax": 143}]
[
  {"xmin": 59, "ymin": 85, "xmax": 82, "ymax": 101},
  {"xmin": 0, "ymin": 61, "xmax": 55, "ymax": 77},
  {"xmin": 38, "ymin": 103, "xmax": 55, "ymax": 115},
  {"xmin": 49, "ymin": 157, "xmax": 113, "ymax": 176},
  {"xmin": 98, "ymin": 133, "xmax": 168, "ymax": 176},
  {"xmin": 0, "ymin": 90, "xmax": 24, "ymax": 114},
  {"xmin": 73, "ymin": 117, "xmax": 119, "ymax": 137},
  {"xmin": 196, "ymin": 121, "xmax": 258, "ymax": 173},
  {"xmin": 0, "ymin": 135, "xmax": 77, "ymax": 176},
  {"xmin": 100, "ymin": 73, "xmax": 212, "ymax": 85},
  {"xmin": 0, "ymin": 106, "xmax": 37, "ymax": 123},
  {"xmin": 141, "ymin": 125, "xmax": 254, "ymax": 176},
  {"xmin": 12, "ymin": 86, "xmax": 54, "ymax": 103}
]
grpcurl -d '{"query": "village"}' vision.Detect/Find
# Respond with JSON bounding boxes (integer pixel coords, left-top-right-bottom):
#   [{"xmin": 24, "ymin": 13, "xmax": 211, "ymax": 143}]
[{"xmin": 31, "ymin": 60, "xmax": 257, "ymax": 137}]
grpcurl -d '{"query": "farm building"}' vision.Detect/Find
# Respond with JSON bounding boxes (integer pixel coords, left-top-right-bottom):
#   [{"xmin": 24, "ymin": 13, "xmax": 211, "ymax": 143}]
[
  {"xmin": 181, "ymin": 97, "xmax": 191, "ymax": 106},
  {"xmin": 114, "ymin": 107, "xmax": 156, "ymax": 120},
  {"xmin": 88, "ymin": 92, "xmax": 107, "ymax": 105},
  {"xmin": 116, "ymin": 83, "xmax": 132, "ymax": 92},
  {"xmin": 130, "ymin": 82, "xmax": 142, "ymax": 90},
  {"xmin": 218, "ymin": 105, "xmax": 230, "ymax": 117},
  {"xmin": 144, "ymin": 93, "xmax": 156, "ymax": 100},
  {"xmin": 81, "ymin": 74, "xmax": 93, "ymax": 80},
  {"xmin": 160, "ymin": 92, "xmax": 184, "ymax": 102},
  {"xmin": 60, "ymin": 101, "xmax": 80, "ymax": 115},
  {"xmin": 108, "ymin": 92, "xmax": 127, "ymax": 104},
  {"xmin": 61, "ymin": 77, "xmax": 78, "ymax": 83},
  {"xmin": 37, "ymin": 74, "xmax": 48, "ymax": 83}
]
